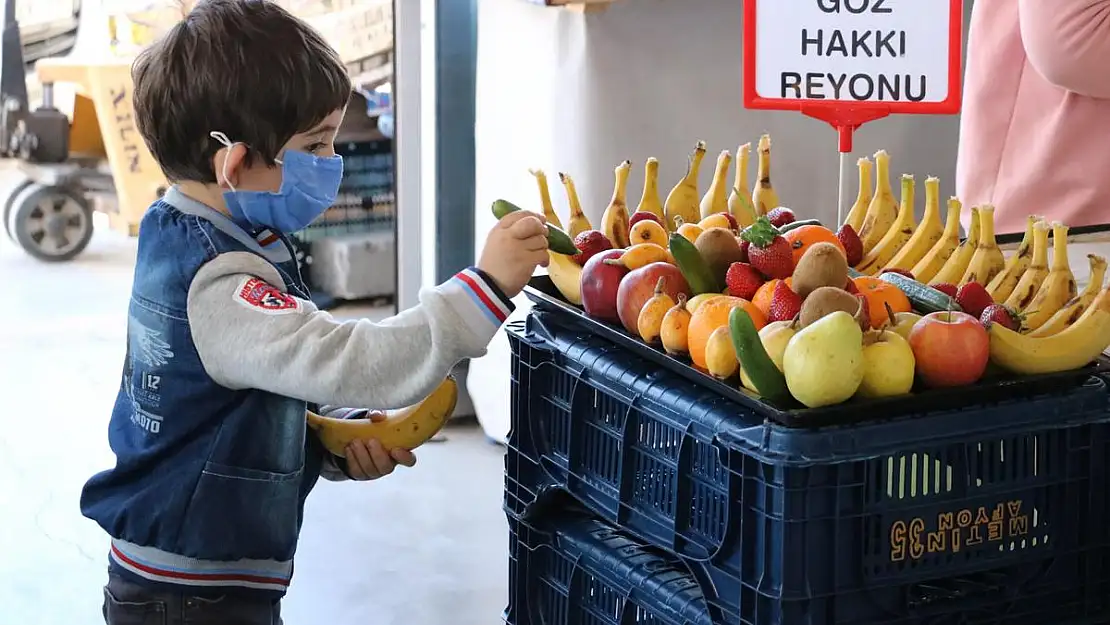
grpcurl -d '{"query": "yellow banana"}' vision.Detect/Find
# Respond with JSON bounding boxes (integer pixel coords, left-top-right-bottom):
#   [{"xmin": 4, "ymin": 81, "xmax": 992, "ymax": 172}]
[
  {"xmin": 637, "ymin": 277, "xmax": 676, "ymax": 344},
  {"xmin": 843, "ymin": 156, "xmax": 873, "ymax": 231},
  {"xmin": 545, "ymin": 251, "xmax": 583, "ymax": 305},
  {"xmin": 986, "ymin": 215, "xmax": 1038, "ymax": 303},
  {"xmin": 700, "ymin": 150, "xmax": 733, "ymax": 219},
  {"xmin": 635, "ymin": 158, "xmax": 666, "ymax": 224},
  {"xmin": 931, "ymin": 206, "xmax": 980, "ymax": 285},
  {"xmin": 751, "ymin": 134, "xmax": 780, "ymax": 215},
  {"xmin": 728, "ymin": 143, "xmax": 758, "ymax": 228},
  {"xmin": 665, "ymin": 141, "xmax": 708, "ymax": 232},
  {"xmin": 857, "ymin": 174, "xmax": 916, "ymax": 275},
  {"xmin": 529, "ymin": 169, "xmax": 564, "ymax": 229},
  {"xmin": 601, "ymin": 160, "xmax": 633, "ymax": 249},
  {"xmin": 912, "ymin": 197, "xmax": 962, "ymax": 284},
  {"xmin": 886, "ymin": 176, "xmax": 944, "ymax": 272},
  {"xmin": 306, "ymin": 378, "xmax": 459, "ymax": 454},
  {"xmin": 611, "ymin": 243, "xmax": 675, "ymax": 270},
  {"xmin": 1004, "ymin": 220, "xmax": 1051, "ymax": 310},
  {"xmin": 1028, "ymin": 255, "xmax": 1107, "ymax": 337},
  {"xmin": 559, "ymin": 172, "xmax": 592, "ymax": 238},
  {"xmin": 1020, "ymin": 221, "xmax": 1077, "ymax": 332},
  {"xmin": 858, "ymin": 150, "xmax": 898, "ymax": 254},
  {"xmin": 959, "ymin": 204, "xmax": 1006, "ymax": 286},
  {"xmin": 988, "ymin": 283, "xmax": 1110, "ymax": 375}
]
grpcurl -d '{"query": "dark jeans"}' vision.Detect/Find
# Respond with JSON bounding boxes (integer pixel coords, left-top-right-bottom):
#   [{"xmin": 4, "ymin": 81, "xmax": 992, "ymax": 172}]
[{"xmin": 102, "ymin": 574, "xmax": 283, "ymax": 625}]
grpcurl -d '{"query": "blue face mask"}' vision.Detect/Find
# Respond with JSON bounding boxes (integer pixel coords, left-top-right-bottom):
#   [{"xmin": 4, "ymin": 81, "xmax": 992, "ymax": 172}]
[{"xmin": 209, "ymin": 131, "xmax": 344, "ymax": 234}]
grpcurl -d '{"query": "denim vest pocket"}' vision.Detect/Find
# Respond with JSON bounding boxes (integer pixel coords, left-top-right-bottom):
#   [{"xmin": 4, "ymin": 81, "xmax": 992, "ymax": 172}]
[{"xmin": 178, "ymin": 462, "xmax": 304, "ymax": 562}]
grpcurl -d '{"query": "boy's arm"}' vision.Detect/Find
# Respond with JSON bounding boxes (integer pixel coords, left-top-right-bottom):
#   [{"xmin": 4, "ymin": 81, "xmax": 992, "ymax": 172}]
[
  {"xmin": 1019, "ymin": 0, "xmax": 1110, "ymax": 98},
  {"xmin": 186, "ymin": 251, "xmax": 514, "ymax": 410}
]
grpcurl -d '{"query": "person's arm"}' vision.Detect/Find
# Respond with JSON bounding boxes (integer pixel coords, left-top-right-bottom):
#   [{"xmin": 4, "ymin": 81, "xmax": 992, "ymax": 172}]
[
  {"xmin": 186, "ymin": 251, "xmax": 514, "ymax": 410},
  {"xmin": 1019, "ymin": 0, "xmax": 1110, "ymax": 98}
]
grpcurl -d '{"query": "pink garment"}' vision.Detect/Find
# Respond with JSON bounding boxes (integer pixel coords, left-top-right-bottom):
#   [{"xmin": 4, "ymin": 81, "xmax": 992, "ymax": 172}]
[{"xmin": 956, "ymin": 0, "xmax": 1110, "ymax": 236}]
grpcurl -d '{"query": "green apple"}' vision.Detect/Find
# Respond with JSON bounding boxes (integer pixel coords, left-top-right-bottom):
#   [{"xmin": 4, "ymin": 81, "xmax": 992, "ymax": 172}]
[
  {"xmin": 890, "ymin": 311, "xmax": 923, "ymax": 342},
  {"xmin": 856, "ymin": 329, "xmax": 915, "ymax": 398},
  {"xmin": 740, "ymin": 320, "xmax": 796, "ymax": 392}
]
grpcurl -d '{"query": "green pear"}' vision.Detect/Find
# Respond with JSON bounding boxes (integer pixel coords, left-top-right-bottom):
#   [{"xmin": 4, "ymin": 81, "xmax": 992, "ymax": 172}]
[
  {"xmin": 740, "ymin": 319, "xmax": 797, "ymax": 392},
  {"xmin": 783, "ymin": 310, "xmax": 864, "ymax": 408}
]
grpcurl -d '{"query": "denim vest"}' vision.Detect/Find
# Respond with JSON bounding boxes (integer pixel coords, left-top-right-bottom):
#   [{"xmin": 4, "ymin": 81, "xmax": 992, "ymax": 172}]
[{"xmin": 81, "ymin": 189, "xmax": 328, "ymax": 569}]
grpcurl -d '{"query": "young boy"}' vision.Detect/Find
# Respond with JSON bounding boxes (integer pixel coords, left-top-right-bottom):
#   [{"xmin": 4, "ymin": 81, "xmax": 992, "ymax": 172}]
[{"xmin": 80, "ymin": 1, "xmax": 549, "ymax": 623}]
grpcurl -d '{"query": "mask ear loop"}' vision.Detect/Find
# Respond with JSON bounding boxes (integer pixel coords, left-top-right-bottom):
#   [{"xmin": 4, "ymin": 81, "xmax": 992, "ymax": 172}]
[{"xmin": 209, "ymin": 131, "xmax": 239, "ymax": 192}]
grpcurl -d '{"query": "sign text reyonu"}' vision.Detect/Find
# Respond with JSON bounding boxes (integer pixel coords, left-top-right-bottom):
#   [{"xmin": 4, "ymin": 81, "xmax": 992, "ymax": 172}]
[{"xmin": 751, "ymin": 0, "xmax": 953, "ymax": 104}]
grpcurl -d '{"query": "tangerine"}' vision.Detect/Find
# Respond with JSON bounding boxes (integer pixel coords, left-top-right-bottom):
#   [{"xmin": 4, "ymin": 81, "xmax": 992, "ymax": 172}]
[
  {"xmin": 783, "ymin": 225, "xmax": 846, "ymax": 266},
  {"xmin": 687, "ymin": 296, "xmax": 767, "ymax": 369},
  {"xmin": 853, "ymin": 276, "xmax": 911, "ymax": 328}
]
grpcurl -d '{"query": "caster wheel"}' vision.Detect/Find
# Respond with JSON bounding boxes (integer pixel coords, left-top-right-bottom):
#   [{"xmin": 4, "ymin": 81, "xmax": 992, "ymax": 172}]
[
  {"xmin": 6, "ymin": 183, "xmax": 93, "ymax": 262},
  {"xmin": 2, "ymin": 177, "xmax": 34, "ymax": 241}
]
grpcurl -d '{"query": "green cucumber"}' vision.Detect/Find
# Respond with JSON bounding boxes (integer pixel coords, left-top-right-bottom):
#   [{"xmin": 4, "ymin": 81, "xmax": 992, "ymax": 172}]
[
  {"xmin": 877, "ymin": 271, "xmax": 962, "ymax": 314},
  {"xmin": 728, "ymin": 308, "xmax": 791, "ymax": 405},
  {"xmin": 491, "ymin": 199, "xmax": 579, "ymax": 255},
  {"xmin": 669, "ymin": 232, "xmax": 721, "ymax": 294},
  {"xmin": 776, "ymin": 218, "xmax": 822, "ymax": 234}
]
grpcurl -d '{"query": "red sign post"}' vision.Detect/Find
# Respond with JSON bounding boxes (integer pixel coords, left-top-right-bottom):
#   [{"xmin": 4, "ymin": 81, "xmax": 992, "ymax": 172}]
[{"xmin": 742, "ymin": 0, "xmax": 964, "ymax": 221}]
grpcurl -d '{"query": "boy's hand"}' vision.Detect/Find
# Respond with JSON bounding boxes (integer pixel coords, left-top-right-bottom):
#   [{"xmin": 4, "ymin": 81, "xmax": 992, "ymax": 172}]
[
  {"xmin": 477, "ymin": 211, "xmax": 550, "ymax": 298},
  {"xmin": 343, "ymin": 413, "xmax": 417, "ymax": 480}
]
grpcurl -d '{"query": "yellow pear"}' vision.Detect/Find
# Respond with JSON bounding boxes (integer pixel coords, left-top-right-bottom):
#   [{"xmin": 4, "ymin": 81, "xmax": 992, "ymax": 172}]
[
  {"xmin": 740, "ymin": 320, "xmax": 797, "ymax": 392},
  {"xmin": 782, "ymin": 311, "xmax": 864, "ymax": 408}
]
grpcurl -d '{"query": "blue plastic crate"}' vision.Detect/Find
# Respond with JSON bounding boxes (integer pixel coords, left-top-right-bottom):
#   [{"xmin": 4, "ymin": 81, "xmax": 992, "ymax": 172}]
[
  {"xmin": 505, "ymin": 509, "xmax": 715, "ymax": 625},
  {"xmin": 506, "ymin": 311, "xmax": 1110, "ymax": 625}
]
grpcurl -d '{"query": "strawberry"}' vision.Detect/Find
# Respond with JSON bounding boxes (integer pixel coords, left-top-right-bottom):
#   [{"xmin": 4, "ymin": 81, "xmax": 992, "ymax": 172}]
[
  {"xmin": 768, "ymin": 280, "xmax": 802, "ymax": 322},
  {"xmin": 715, "ymin": 212, "xmax": 740, "ymax": 231},
  {"xmin": 741, "ymin": 217, "xmax": 794, "ymax": 279},
  {"xmin": 725, "ymin": 262, "xmax": 764, "ymax": 300},
  {"xmin": 930, "ymin": 282, "xmax": 958, "ymax": 298},
  {"xmin": 836, "ymin": 224, "xmax": 864, "ymax": 267},
  {"xmin": 571, "ymin": 230, "xmax": 613, "ymax": 266},
  {"xmin": 765, "ymin": 207, "xmax": 796, "ymax": 229},
  {"xmin": 879, "ymin": 267, "xmax": 915, "ymax": 280},
  {"xmin": 738, "ymin": 238, "xmax": 750, "ymax": 263},
  {"xmin": 980, "ymin": 303, "xmax": 1020, "ymax": 331},
  {"xmin": 955, "ymin": 281, "xmax": 993, "ymax": 318},
  {"xmin": 843, "ymin": 278, "xmax": 859, "ymax": 294}
]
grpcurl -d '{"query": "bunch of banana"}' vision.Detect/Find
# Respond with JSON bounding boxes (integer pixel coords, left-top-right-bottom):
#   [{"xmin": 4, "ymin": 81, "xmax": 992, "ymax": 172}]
[
  {"xmin": 885, "ymin": 176, "xmax": 944, "ymax": 272},
  {"xmin": 931, "ymin": 206, "xmax": 980, "ymax": 285},
  {"xmin": 545, "ymin": 252, "xmax": 583, "ymax": 305},
  {"xmin": 728, "ymin": 143, "xmax": 759, "ymax": 228},
  {"xmin": 856, "ymin": 174, "xmax": 916, "ymax": 274},
  {"xmin": 665, "ymin": 141, "xmax": 708, "ymax": 231},
  {"xmin": 306, "ymin": 378, "xmax": 459, "ymax": 454},
  {"xmin": 1004, "ymin": 219, "xmax": 1051, "ymax": 311},
  {"xmin": 700, "ymin": 150, "xmax": 733, "ymax": 219},
  {"xmin": 635, "ymin": 158, "xmax": 666, "ymax": 224},
  {"xmin": 1028, "ymin": 255, "xmax": 1107, "ymax": 337},
  {"xmin": 986, "ymin": 216, "xmax": 1038, "ymax": 302},
  {"xmin": 1019, "ymin": 221, "xmax": 1077, "ymax": 332},
  {"xmin": 601, "ymin": 160, "xmax": 633, "ymax": 248},
  {"xmin": 529, "ymin": 169, "xmax": 564, "ymax": 229},
  {"xmin": 858, "ymin": 150, "xmax": 898, "ymax": 254},
  {"xmin": 912, "ymin": 197, "xmax": 962, "ymax": 284},
  {"xmin": 958, "ymin": 204, "xmax": 1005, "ymax": 286},
  {"xmin": 988, "ymin": 281, "xmax": 1110, "ymax": 375},
  {"xmin": 558, "ymin": 172, "xmax": 593, "ymax": 238},
  {"xmin": 751, "ymin": 134, "xmax": 780, "ymax": 215},
  {"xmin": 842, "ymin": 156, "xmax": 873, "ymax": 232}
]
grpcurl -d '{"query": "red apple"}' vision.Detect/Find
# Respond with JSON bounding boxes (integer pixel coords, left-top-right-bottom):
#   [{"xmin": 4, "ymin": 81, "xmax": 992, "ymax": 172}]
[
  {"xmin": 580, "ymin": 249, "xmax": 628, "ymax": 323},
  {"xmin": 616, "ymin": 262, "xmax": 691, "ymax": 334},
  {"xmin": 628, "ymin": 211, "xmax": 665, "ymax": 231},
  {"xmin": 908, "ymin": 311, "xmax": 990, "ymax": 388}
]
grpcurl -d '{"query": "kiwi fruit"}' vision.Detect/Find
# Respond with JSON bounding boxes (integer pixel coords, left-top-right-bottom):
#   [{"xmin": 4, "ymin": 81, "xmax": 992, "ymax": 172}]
[
  {"xmin": 695, "ymin": 227, "xmax": 746, "ymax": 285},
  {"xmin": 800, "ymin": 286, "xmax": 868, "ymax": 330},
  {"xmin": 792, "ymin": 242, "xmax": 849, "ymax": 299}
]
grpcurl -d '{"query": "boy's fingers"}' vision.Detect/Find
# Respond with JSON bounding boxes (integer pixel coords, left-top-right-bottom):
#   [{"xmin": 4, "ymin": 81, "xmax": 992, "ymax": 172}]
[
  {"xmin": 524, "ymin": 233, "xmax": 549, "ymax": 252},
  {"xmin": 509, "ymin": 215, "xmax": 547, "ymax": 240},
  {"xmin": 367, "ymin": 439, "xmax": 396, "ymax": 476},
  {"xmin": 390, "ymin": 448, "xmax": 417, "ymax": 467},
  {"xmin": 498, "ymin": 210, "xmax": 542, "ymax": 229},
  {"xmin": 366, "ymin": 411, "xmax": 387, "ymax": 423},
  {"xmin": 345, "ymin": 441, "xmax": 377, "ymax": 480},
  {"xmin": 533, "ymin": 249, "xmax": 551, "ymax": 268}
]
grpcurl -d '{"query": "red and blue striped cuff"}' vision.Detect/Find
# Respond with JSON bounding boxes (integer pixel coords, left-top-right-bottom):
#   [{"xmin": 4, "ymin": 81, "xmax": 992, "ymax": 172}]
[{"xmin": 450, "ymin": 267, "xmax": 515, "ymax": 326}]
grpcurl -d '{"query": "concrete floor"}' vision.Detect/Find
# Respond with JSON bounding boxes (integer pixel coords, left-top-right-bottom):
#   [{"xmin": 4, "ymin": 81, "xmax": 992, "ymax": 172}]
[{"xmin": 0, "ymin": 216, "xmax": 510, "ymax": 624}]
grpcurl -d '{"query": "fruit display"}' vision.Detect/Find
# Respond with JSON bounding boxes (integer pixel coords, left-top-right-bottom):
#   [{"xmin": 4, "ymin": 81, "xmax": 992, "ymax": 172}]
[{"xmin": 506, "ymin": 139, "xmax": 1110, "ymax": 416}]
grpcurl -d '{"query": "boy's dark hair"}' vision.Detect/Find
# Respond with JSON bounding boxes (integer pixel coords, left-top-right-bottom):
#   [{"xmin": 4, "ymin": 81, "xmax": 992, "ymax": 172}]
[{"xmin": 132, "ymin": 0, "xmax": 352, "ymax": 183}]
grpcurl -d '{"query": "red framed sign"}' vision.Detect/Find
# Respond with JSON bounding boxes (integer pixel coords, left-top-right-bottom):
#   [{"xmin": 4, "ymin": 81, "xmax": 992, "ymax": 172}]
[{"xmin": 742, "ymin": 0, "xmax": 964, "ymax": 152}]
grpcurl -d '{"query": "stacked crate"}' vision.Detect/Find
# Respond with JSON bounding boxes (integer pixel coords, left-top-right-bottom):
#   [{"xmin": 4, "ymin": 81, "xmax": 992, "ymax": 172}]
[{"xmin": 503, "ymin": 299, "xmax": 1110, "ymax": 625}]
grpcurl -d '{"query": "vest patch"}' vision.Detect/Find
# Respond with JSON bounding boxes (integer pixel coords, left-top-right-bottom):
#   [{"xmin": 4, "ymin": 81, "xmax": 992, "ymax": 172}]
[{"xmin": 233, "ymin": 277, "xmax": 301, "ymax": 315}]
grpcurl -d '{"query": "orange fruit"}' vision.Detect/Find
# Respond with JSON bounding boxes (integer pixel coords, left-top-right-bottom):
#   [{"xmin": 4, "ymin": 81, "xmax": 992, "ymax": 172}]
[
  {"xmin": 752, "ymin": 277, "xmax": 792, "ymax": 319},
  {"xmin": 853, "ymin": 276, "xmax": 911, "ymax": 328},
  {"xmin": 688, "ymin": 296, "xmax": 767, "ymax": 369},
  {"xmin": 783, "ymin": 225, "xmax": 846, "ymax": 266}
]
